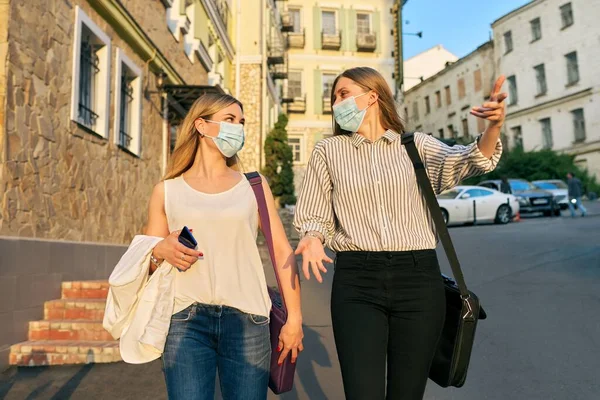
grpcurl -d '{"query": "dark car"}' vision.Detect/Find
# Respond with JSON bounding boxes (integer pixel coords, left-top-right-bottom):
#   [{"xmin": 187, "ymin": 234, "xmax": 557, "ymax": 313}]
[{"xmin": 478, "ymin": 179, "xmax": 559, "ymax": 216}]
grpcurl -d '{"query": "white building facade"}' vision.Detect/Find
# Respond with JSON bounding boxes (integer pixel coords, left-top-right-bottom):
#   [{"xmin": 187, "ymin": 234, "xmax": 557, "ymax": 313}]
[
  {"xmin": 492, "ymin": 0, "xmax": 600, "ymax": 178},
  {"xmin": 403, "ymin": 44, "xmax": 458, "ymax": 91},
  {"xmin": 403, "ymin": 41, "xmax": 496, "ymax": 141}
]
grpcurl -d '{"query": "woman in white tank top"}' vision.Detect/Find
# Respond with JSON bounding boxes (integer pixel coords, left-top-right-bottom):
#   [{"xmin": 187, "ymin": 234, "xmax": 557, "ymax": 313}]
[{"xmin": 145, "ymin": 93, "xmax": 303, "ymax": 400}]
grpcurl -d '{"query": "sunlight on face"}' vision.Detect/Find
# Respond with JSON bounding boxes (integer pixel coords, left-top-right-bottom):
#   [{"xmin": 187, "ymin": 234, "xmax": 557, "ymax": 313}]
[
  {"xmin": 202, "ymin": 103, "xmax": 245, "ymax": 138},
  {"xmin": 333, "ymin": 77, "xmax": 368, "ymax": 106}
]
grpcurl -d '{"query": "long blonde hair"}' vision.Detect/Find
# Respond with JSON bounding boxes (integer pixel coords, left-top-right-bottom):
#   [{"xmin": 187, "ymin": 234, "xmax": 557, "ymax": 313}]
[
  {"xmin": 164, "ymin": 93, "xmax": 244, "ymax": 180},
  {"xmin": 330, "ymin": 67, "xmax": 405, "ymax": 136}
]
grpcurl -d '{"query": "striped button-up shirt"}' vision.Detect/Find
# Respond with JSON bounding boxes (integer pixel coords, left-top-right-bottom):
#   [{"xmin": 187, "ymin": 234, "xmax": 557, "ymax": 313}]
[{"xmin": 293, "ymin": 130, "xmax": 502, "ymax": 252}]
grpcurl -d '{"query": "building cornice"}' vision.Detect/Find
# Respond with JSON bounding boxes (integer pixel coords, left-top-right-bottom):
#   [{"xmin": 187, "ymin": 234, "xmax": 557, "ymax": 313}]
[
  {"xmin": 88, "ymin": 0, "xmax": 185, "ymax": 84},
  {"xmin": 505, "ymin": 87, "xmax": 592, "ymax": 121},
  {"xmin": 491, "ymin": 0, "xmax": 541, "ymax": 28},
  {"xmin": 201, "ymin": 0, "xmax": 235, "ymax": 60}
]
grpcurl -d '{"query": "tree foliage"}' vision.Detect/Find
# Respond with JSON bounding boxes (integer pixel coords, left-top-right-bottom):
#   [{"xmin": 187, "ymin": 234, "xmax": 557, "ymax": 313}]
[{"xmin": 262, "ymin": 114, "xmax": 297, "ymax": 207}]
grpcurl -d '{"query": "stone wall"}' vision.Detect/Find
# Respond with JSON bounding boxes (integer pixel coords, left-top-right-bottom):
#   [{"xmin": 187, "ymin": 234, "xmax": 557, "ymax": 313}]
[
  {"xmin": 236, "ymin": 63, "xmax": 263, "ymax": 173},
  {"xmin": 0, "ymin": 0, "xmax": 207, "ymax": 244}
]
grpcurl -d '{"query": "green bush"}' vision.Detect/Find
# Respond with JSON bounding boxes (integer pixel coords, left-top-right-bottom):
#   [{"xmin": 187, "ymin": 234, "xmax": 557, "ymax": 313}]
[
  {"xmin": 461, "ymin": 146, "xmax": 600, "ymax": 195},
  {"xmin": 262, "ymin": 114, "xmax": 297, "ymax": 207}
]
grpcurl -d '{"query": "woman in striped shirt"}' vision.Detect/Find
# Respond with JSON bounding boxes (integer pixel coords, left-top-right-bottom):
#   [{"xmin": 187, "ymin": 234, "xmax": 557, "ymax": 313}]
[{"xmin": 293, "ymin": 67, "xmax": 506, "ymax": 400}]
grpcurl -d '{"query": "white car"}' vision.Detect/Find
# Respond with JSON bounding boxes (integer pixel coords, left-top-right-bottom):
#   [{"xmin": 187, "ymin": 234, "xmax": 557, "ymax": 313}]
[
  {"xmin": 532, "ymin": 180, "xmax": 569, "ymax": 210},
  {"xmin": 437, "ymin": 186, "xmax": 520, "ymax": 225}
]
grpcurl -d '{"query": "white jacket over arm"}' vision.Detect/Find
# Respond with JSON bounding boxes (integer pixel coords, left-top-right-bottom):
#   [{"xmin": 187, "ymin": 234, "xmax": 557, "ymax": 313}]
[{"xmin": 103, "ymin": 235, "xmax": 176, "ymax": 364}]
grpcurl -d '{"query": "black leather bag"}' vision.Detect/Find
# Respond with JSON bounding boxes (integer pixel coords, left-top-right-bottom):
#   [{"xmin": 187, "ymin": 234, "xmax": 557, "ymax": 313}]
[{"xmin": 401, "ymin": 132, "xmax": 488, "ymax": 388}]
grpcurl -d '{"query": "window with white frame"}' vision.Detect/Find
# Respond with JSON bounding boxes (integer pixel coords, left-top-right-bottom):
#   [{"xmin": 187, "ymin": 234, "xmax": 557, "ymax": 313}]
[
  {"xmin": 289, "ymin": 8, "xmax": 301, "ymax": 33},
  {"xmin": 507, "ymin": 75, "xmax": 518, "ymax": 105},
  {"xmin": 322, "ymin": 72, "xmax": 336, "ymax": 109},
  {"xmin": 356, "ymin": 13, "xmax": 371, "ymax": 34},
  {"xmin": 288, "ymin": 71, "xmax": 303, "ymax": 99},
  {"xmin": 503, "ymin": 31, "xmax": 513, "ymax": 54},
  {"xmin": 565, "ymin": 51, "xmax": 579, "ymax": 85},
  {"xmin": 114, "ymin": 49, "xmax": 143, "ymax": 156},
  {"xmin": 322, "ymin": 11, "xmax": 337, "ymax": 35},
  {"xmin": 288, "ymin": 136, "xmax": 303, "ymax": 163},
  {"xmin": 71, "ymin": 6, "xmax": 111, "ymax": 138},
  {"xmin": 511, "ymin": 126, "xmax": 523, "ymax": 149},
  {"xmin": 571, "ymin": 108, "xmax": 586, "ymax": 143},
  {"xmin": 534, "ymin": 64, "xmax": 547, "ymax": 96},
  {"xmin": 560, "ymin": 3, "xmax": 574, "ymax": 29},
  {"xmin": 530, "ymin": 17, "xmax": 542, "ymax": 41},
  {"xmin": 540, "ymin": 118, "xmax": 553, "ymax": 149}
]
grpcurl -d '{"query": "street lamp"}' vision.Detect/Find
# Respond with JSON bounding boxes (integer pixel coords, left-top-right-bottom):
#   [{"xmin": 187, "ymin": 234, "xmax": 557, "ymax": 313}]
[
  {"xmin": 403, "ymin": 31, "xmax": 423, "ymax": 38},
  {"xmin": 156, "ymin": 69, "xmax": 167, "ymax": 91}
]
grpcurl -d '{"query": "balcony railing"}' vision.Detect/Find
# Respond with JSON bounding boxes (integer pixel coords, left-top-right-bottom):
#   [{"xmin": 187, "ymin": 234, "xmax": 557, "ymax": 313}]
[
  {"xmin": 280, "ymin": 12, "xmax": 294, "ymax": 32},
  {"xmin": 322, "ymin": 96, "xmax": 332, "ymax": 114},
  {"xmin": 287, "ymin": 29, "xmax": 305, "ymax": 49},
  {"xmin": 269, "ymin": 56, "xmax": 288, "ymax": 80},
  {"xmin": 267, "ymin": 31, "xmax": 286, "ymax": 65},
  {"xmin": 285, "ymin": 94, "xmax": 306, "ymax": 114},
  {"xmin": 357, "ymin": 32, "xmax": 377, "ymax": 52},
  {"xmin": 322, "ymin": 30, "xmax": 342, "ymax": 50}
]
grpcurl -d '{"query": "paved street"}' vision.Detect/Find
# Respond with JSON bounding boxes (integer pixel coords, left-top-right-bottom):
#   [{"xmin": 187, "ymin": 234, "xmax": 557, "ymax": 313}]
[{"xmin": 1, "ymin": 202, "xmax": 599, "ymax": 400}]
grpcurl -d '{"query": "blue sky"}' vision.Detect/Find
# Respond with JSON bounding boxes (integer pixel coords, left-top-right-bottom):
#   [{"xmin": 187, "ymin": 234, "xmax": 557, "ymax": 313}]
[{"xmin": 402, "ymin": 0, "xmax": 532, "ymax": 59}]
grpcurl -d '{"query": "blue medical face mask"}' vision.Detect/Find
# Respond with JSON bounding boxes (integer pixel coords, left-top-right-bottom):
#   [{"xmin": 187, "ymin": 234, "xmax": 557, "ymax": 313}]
[
  {"xmin": 332, "ymin": 92, "xmax": 371, "ymax": 132},
  {"xmin": 203, "ymin": 120, "xmax": 245, "ymax": 158}
]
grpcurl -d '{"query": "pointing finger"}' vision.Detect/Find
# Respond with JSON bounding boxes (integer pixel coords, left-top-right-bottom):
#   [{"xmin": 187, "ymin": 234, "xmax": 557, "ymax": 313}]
[{"xmin": 491, "ymin": 75, "xmax": 506, "ymax": 98}]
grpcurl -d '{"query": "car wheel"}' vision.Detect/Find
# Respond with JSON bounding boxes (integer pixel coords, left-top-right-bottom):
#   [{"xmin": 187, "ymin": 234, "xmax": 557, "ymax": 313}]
[
  {"xmin": 553, "ymin": 208, "xmax": 561, "ymax": 216},
  {"xmin": 441, "ymin": 209, "xmax": 449, "ymax": 225},
  {"xmin": 495, "ymin": 204, "xmax": 511, "ymax": 224}
]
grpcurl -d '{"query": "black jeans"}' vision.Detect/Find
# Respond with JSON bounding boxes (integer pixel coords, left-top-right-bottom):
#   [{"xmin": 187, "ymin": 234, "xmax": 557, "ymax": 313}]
[{"xmin": 331, "ymin": 250, "xmax": 446, "ymax": 400}]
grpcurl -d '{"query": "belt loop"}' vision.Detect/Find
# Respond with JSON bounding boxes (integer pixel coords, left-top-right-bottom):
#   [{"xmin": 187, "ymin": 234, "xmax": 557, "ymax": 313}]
[{"xmin": 365, "ymin": 252, "xmax": 371, "ymax": 262}]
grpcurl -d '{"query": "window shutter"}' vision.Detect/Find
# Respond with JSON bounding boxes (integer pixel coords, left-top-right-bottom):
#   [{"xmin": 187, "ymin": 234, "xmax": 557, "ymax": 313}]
[
  {"xmin": 373, "ymin": 10, "xmax": 381, "ymax": 53},
  {"xmin": 348, "ymin": 9, "xmax": 357, "ymax": 52},
  {"xmin": 314, "ymin": 69, "xmax": 322, "ymax": 115},
  {"xmin": 313, "ymin": 6, "xmax": 322, "ymax": 50}
]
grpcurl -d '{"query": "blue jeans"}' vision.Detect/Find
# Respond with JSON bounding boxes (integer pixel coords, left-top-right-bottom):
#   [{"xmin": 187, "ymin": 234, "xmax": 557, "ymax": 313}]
[
  {"xmin": 162, "ymin": 303, "xmax": 271, "ymax": 400},
  {"xmin": 568, "ymin": 197, "xmax": 587, "ymax": 217}
]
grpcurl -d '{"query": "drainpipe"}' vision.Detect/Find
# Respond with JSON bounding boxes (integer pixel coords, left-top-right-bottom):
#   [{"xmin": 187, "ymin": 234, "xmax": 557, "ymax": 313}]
[
  {"xmin": 235, "ymin": 0, "xmax": 241, "ymax": 98},
  {"xmin": 260, "ymin": 0, "xmax": 267, "ymax": 169},
  {"xmin": 162, "ymin": 93, "xmax": 168, "ymax": 175}
]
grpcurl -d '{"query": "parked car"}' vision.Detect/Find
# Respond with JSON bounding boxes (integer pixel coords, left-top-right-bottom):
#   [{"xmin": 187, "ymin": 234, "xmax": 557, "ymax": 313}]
[
  {"xmin": 532, "ymin": 180, "xmax": 569, "ymax": 209},
  {"xmin": 437, "ymin": 186, "xmax": 519, "ymax": 226},
  {"xmin": 478, "ymin": 179, "xmax": 559, "ymax": 216}
]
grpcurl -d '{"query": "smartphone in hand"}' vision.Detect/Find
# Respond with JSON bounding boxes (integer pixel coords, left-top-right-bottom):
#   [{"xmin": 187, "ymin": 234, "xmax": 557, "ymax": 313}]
[{"xmin": 178, "ymin": 226, "xmax": 198, "ymax": 249}]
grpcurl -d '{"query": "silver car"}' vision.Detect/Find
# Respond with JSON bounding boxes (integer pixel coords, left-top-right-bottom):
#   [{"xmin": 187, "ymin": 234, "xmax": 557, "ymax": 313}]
[{"xmin": 532, "ymin": 180, "xmax": 569, "ymax": 210}]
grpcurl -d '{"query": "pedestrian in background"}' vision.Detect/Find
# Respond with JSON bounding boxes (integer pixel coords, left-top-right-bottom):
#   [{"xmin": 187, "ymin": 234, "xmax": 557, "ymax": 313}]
[
  {"xmin": 500, "ymin": 176, "xmax": 512, "ymax": 194},
  {"xmin": 293, "ymin": 67, "xmax": 506, "ymax": 400},
  {"xmin": 567, "ymin": 172, "xmax": 587, "ymax": 217}
]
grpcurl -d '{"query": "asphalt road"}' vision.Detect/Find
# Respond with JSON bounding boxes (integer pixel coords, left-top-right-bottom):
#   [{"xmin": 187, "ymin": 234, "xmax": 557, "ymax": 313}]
[{"xmin": 2, "ymin": 203, "xmax": 599, "ymax": 400}]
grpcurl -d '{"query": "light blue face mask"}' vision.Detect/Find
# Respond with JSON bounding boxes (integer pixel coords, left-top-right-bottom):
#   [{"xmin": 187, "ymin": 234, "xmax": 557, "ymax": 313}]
[
  {"xmin": 332, "ymin": 92, "xmax": 371, "ymax": 132},
  {"xmin": 203, "ymin": 120, "xmax": 245, "ymax": 158}
]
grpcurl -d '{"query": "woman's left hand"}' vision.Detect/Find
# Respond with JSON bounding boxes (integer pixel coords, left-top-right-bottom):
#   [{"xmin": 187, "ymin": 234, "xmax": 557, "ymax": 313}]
[
  {"xmin": 470, "ymin": 75, "xmax": 508, "ymax": 128},
  {"xmin": 277, "ymin": 319, "xmax": 304, "ymax": 364}
]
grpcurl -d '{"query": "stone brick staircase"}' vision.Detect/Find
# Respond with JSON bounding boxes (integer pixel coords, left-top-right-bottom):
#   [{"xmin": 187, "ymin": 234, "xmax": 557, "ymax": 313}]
[{"xmin": 9, "ymin": 281, "xmax": 120, "ymax": 366}]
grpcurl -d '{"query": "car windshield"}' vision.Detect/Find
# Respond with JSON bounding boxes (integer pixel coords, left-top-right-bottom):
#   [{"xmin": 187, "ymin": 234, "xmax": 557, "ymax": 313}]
[
  {"xmin": 534, "ymin": 181, "xmax": 567, "ymax": 190},
  {"xmin": 437, "ymin": 189, "xmax": 461, "ymax": 199},
  {"xmin": 510, "ymin": 180, "xmax": 534, "ymax": 191}
]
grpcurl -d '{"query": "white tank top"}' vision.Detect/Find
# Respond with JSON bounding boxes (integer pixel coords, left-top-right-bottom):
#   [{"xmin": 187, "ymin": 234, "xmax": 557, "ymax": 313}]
[{"xmin": 164, "ymin": 174, "xmax": 272, "ymax": 317}]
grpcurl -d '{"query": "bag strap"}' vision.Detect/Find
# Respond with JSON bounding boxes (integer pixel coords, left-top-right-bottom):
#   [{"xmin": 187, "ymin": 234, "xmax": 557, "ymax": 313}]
[
  {"xmin": 401, "ymin": 132, "xmax": 470, "ymax": 299},
  {"xmin": 244, "ymin": 172, "xmax": 288, "ymax": 314}
]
